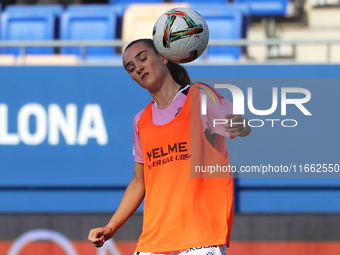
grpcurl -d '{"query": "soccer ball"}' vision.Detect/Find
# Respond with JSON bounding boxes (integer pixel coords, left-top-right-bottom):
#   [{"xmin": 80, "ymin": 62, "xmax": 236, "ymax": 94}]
[{"xmin": 153, "ymin": 7, "xmax": 209, "ymax": 64}]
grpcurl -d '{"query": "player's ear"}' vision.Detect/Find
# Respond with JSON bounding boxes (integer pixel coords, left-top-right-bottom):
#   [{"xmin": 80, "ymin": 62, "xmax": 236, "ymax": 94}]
[{"xmin": 161, "ymin": 56, "xmax": 168, "ymax": 65}]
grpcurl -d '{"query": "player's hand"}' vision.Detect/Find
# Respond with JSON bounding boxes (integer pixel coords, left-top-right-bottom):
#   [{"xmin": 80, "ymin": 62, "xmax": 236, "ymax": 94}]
[
  {"xmin": 88, "ymin": 227, "xmax": 112, "ymax": 248},
  {"xmin": 224, "ymin": 114, "xmax": 249, "ymax": 138}
]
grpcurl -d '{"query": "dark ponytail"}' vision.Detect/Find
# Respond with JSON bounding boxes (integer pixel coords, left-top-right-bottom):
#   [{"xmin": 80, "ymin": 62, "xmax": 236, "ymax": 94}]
[
  {"xmin": 166, "ymin": 61, "xmax": 191, "ymax": 87},
  {"xmin": 124, "ymin": 38, "xmax": 192, "ymax": 87}
]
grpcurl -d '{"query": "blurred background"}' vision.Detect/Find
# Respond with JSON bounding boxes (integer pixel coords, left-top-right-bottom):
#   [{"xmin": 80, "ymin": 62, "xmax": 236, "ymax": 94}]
[{"xmin": 0, "ymin": 0, "xmax": 339, "ymax": 255}]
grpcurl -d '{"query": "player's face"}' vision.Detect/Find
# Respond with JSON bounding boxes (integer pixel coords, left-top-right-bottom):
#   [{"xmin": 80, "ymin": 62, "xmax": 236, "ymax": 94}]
[{"xmin": 123, "ymin": 42, "xmax": 169, "ymax": 91}]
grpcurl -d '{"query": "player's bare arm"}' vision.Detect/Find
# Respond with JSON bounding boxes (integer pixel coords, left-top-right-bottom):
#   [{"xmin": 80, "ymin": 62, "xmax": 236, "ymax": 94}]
[{"xmin": 88, "ymin": 162, "xmax": 145, "ymax": 247}]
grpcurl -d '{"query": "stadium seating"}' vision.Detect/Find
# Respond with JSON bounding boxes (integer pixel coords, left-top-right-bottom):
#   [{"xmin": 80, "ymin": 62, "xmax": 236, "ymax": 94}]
[
  {"xmin": 66, "ymin": 4, "xmax": 125, "ymax": 42},
  {"xmin": 0, "ymin": 55, "xmax": 16, "ymax": 65},
  {"xmin": 121, "ymin": 3, "xmax": 190, "ymax": 46},
  {"xmin": 60, "ymin": 5, "xmax": 120, "ymax": 59},
  {"xmin": 4, "ymin": 4, "xmax": 63, "ymax": 17},
  {"xmin": 4, "ymin": 4, "xmax": 63, "ymax": 38},
  {"xmin": 193, "ymin": 3, "xmax": 251, "ymax": 58},
  {"xmin": 17, "ymin": 55, "xmax": 78, "ymax": 65},
  {"xmin": 0, "ymin": 2, "xmax": 252, "ymax": 61},
  {"xmin": 312, "ymin": 0, "xmax": 340, "ymax": 7},
  {"xmin": 193, "ymin": 3, "xmax": 251, "ymax": 40},
  {"xmin": 234, "ymin": 0, "xmax": 289, "ymax": 16},
  {"xmin": 193, "ymin": 7, "xmax": 243, "ymax": 60},
  {"xmin": 0, "ymin": 6, "xmax": 59, "ymax": 55},
  {"xmin": 67, "ymin": 4, "xmax": 124, "ymax": 18},
  {"xmin": 173, "ymin": 0, "xmax": 227, "ymax": 3},
  {"xmin": 108, "ymin": 0, "xmax": 163, "ymax": 3}
]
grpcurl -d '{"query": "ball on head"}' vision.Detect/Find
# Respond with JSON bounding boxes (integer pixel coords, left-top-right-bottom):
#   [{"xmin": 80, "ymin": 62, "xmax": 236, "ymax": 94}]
[{"xmin": 153, "ymin": 7, "xmax": 209, "ymax": 64}]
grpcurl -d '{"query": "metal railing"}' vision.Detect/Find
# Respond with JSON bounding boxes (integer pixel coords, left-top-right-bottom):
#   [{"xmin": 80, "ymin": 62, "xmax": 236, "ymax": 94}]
[{"xmin": 0, "ymin": 39, "xmax": 339, "ymax": 63}]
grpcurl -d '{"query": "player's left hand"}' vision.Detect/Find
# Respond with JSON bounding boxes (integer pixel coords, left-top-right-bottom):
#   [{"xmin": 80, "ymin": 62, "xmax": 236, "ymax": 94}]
[{"xmin": 224, "ymin": 114, "xmax": 251, "ymax": 138}]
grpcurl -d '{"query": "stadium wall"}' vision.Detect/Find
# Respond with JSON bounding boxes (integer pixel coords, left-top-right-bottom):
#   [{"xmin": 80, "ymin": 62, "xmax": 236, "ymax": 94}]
[{"xmin": 0, "ymin": 65, "xmax": 339, "ymax": 255}]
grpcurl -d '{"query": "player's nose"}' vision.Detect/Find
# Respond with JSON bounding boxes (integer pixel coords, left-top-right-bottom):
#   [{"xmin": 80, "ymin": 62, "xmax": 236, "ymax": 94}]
[{"xmin": 136, "ymin": 63, "xmax": 144, "ymax": 74}]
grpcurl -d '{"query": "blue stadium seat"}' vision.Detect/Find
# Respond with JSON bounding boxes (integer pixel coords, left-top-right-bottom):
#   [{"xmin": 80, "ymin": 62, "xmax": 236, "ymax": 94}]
[
  {"xmin": 234, "ymin": 0, "xmax": 289, "ymax": 16},
  {"xmin": 108, "ymin": 0, "xmax": 163, "ymax": 3},
  {"xmin": 3, "ymin": 4, "xmax": 63, "ymax": 39},
  {"xmin": 60, "ymin": 6, "xmax": 120, "ymax": 59},
  {"xmin": 193, "ymin": 8, "xmax": 243, "ymax": 60},
  {"xmin": 0, "ymin": 7, "xmax": 58, "ymax": 55},
  {"xmin": 173, "ymin": 0, "xmax": 227, "ymax": 3},
  {"xmin": 67, "ymin": 4, "xmax": 125, "ymax": 40},
  {"xmin": 4, "ymin": 4, "xmax": 63, "ymax": 17},
  {"xmin": 194, "ymin": 4, "xmax": 251, "ymax": 58},
  {"xmin": 67, "ymin": 4, "xmax": 124, "ymax": 17},
  {"xmin": 193, "ymin": 3, "xmax": 251, "ymax": 39}
]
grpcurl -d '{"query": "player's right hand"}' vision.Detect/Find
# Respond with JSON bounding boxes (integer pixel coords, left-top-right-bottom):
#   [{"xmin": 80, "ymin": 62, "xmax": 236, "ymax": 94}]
[{"xmin": 88, "ymin": 227, "xmax": 112, "ymax": 248}]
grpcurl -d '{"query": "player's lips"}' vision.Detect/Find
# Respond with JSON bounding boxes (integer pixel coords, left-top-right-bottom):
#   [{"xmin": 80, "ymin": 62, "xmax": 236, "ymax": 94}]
[{"xmin": 142, "ymin": 73, "xmax": 149, "ymax": 80}]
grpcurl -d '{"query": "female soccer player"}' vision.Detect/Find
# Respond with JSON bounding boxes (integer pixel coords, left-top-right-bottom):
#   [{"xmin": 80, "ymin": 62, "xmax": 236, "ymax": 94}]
[{"xmin": 88, "ymin": 38, "xmax": 251, "ymax": 255}]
